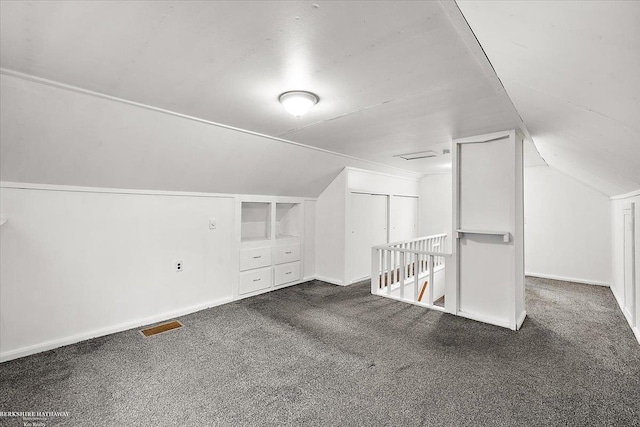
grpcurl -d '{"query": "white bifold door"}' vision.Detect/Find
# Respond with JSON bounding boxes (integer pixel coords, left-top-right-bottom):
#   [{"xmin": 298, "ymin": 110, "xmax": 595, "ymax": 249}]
[
  {"xmin": 348, "ymin": 193, "xmax": 388, "ymax": 283},
  {"xmin": 389, "ymin": 196, "xmax": 418, "ymax": 243}
]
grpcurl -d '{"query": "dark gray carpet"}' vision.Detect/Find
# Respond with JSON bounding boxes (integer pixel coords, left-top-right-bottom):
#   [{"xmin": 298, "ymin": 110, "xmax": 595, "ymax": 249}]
[{"xmin": 1, "ymin": 277, "xmax": 639, "ymax": 426}]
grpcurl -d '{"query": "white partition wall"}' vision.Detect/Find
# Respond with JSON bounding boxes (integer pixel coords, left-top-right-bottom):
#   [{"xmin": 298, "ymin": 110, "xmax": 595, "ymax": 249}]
[
  {"xmin": 612, "ymin": 193, "xmax": 640, "ymax": 344},
  {"xmin": 449, "ymin": 130, "xmax": 526, "ymax": 330},
  {"xmin": 622, "ymin": 203, "xmax": 636, "ymax": 327}
]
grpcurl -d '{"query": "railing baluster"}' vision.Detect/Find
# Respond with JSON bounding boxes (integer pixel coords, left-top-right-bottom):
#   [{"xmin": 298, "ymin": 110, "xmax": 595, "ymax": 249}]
[
  {"xmin": 392, "ymin": 248, "xmax": 396, "ymax": 285},
  {"xmin": 406, "ymin": 243, "xmax": 410, "ymax": 277},
  {"xmin": 409, "ymin": 242, "xmax": 414, "ymax": 277},
  {"xmin": 428, "ymin": 254, "xmax": 434, "ymax": 306},
  {"xmin": 379, "ymin": 249, "xmax": 383, "ymax": 288},
  {"xmin": 414, "ymin": 252, "xmax": 419, "ymax": 302},
  {"xmin": 399, "ymin": 252, "xmax": 405, "ymax": 300},
  {"xmin": 380, "ymin": 249, "xmax": 389, "ymax": 291},
  {"xmin": 371, "ymin": 234, "xmax": 447, "ymax": 308},
  {"xmin": 371, "ymin": 248, "xmax": 378, "ymax": 294},
  {"xmin": 387, "ymin": 249, "xmax": 392, "ymax": 295}
]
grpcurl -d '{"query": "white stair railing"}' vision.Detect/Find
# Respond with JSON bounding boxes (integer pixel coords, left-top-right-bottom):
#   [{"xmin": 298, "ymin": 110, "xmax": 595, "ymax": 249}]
[{"xmin": 371, "ymin": 234, "xmax": 449, "ymax": 310}]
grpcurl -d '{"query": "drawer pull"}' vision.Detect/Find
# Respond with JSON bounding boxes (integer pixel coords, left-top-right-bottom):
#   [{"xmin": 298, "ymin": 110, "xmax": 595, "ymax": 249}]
[
  {"xmin": 285, "ymin": 251, "xmax": 292, "ymax": 254},
  {"xmin": 285, "ymin": 271, "xmax": 292, "ymax": 275},
  {"xmin": 253, "ymin": 278, "xmax": 261, "ymax": 282},
  {"xmin": 253, "ymin": 256, "xmax": 261, "ymax": 259}
]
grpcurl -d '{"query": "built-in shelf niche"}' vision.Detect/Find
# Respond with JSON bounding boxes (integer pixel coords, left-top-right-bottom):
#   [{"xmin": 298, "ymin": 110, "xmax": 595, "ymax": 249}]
[
  {"xmin": 276, "ymin": 203, "xmax": 300, "ymax": 239},
  {"xmin": 241, "ymin": 202, "xmax": 271, "ymax": 242}
]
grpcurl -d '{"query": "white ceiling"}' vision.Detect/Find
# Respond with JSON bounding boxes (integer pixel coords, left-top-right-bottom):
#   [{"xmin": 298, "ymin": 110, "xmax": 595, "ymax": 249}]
[
  {"xmin": 457, "ymin": 0, "xmax": 640, "ymax": 196},
  {"xmin": 0, "ymin": 0, "xmax": 532, "ymax": 175}
]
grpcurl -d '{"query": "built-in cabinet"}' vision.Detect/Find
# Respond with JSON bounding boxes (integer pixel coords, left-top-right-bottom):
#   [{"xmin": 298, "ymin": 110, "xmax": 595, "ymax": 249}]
[{"xmin": 237, "ymin": 198, "xmax": 306, "ymax": 298}]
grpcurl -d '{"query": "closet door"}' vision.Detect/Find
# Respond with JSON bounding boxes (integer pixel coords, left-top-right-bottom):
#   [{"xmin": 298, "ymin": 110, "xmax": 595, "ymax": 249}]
[
  {"xmin": 348, "ymin": 193, "xmax": 388, "ymax": 283},
  {"xmin": 389, "ymin": 196, "xmax": 418, "ymax": 242}
]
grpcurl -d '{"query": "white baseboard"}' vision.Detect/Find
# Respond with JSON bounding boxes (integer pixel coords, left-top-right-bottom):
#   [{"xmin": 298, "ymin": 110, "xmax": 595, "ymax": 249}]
[
  {"xmin": 516, "ymin": 311, "xmax": 527, "ymax": 330},
  {"xmin": 525, "ymin": 272, "xmax": 610, "ymax": 287},
  {"xmin": 372, "ymin": 292, "xmax": 446, "ymax": 313},
  {"xmin": 1, "ymin": 277, "xmax": 327, "ymax": 363},
  {"xmin": 608, "ymin": 286, "xmax": 639, "ymax": 346},
  {"xmin": 0, "ymin": 296, "xmax": 233, "ymax": 363},
  {"xmin": 457, "ymin": 310, "xmax": 511, "ymax": 330},
  {"xmin": 314, "ymin": 275, "xmax": 345, "ymax": 286},
  {"xmin": 349, "ymin": 276, "xmax": 371, "ymax": 285},
  {"xmin": 611, "ymin": 285, "xmax": 623, "ymax": 308}
]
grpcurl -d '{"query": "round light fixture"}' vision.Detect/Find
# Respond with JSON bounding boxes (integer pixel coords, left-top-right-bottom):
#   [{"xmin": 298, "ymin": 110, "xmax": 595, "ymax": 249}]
[{"xmin": 278, "ymin": 90, "xmax": 319, "ymax": 117}]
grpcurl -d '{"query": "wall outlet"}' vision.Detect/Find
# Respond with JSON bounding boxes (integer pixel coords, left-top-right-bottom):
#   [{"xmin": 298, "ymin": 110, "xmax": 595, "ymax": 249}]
[
  {"xmin": 175, "ymin": 260, "xmax": 183, "ymax": 272},
  {"xmin": 209, "ymin": 219, "xmax": 217, "ymax": 230}
]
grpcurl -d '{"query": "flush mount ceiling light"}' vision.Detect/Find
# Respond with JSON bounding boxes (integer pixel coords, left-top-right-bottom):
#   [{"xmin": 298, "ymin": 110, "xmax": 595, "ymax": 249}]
[{"xmin": 279, "ymin": 91, "xmax": 319, "ymax": 117}]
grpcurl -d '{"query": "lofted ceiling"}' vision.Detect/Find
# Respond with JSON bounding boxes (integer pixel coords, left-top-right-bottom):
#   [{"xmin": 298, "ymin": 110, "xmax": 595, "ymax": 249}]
[
  {"xmin": 457, "ymin": 0, "xmax": 640, "ymax": 196},
  {"xmin": 0, "ymin": 0, "xmax": 536, "ymax": 177}
]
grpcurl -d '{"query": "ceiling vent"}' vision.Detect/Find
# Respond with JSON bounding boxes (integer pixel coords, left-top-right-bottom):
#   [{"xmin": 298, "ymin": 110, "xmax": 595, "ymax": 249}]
[{"xmin": 393, "ymin": 150, "xmax": 439, "ymax": 161}]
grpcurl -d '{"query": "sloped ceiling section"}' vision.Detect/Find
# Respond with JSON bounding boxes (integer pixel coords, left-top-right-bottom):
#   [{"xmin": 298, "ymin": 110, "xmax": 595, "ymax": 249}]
[
  {"xmin": 0, "ymin": 0, "xmax": 530, "ymax": 180},
  {"xmin": 457, "ymin": 1, "xmax": 640, "ymax": 196},
  {"xmin": 0, "ymin": 74, "xmax": 420, "ymax": 197}
]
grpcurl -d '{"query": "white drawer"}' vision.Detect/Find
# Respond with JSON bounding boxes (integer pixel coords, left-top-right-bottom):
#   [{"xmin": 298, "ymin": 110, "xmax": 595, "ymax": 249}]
[
  {"xmin": 274, "ymin": 244, "xmax": 301, "ymax": 265},
  {"xmin": 239, "ymin": 246, "xmax": 272, "ymax": 271},
  {"xmin": 239, "ymin": 267, "xmax": 272, "ymax": 295},
  {"xmin": 274, "ymin": 261, "xmax": 301, "ymax": 286}
]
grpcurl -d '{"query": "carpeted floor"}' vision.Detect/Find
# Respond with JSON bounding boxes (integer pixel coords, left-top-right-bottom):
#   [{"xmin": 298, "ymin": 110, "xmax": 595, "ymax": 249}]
[{"xmin": 1, "ymin": 277, "xmax": 639, "ymax": 426}]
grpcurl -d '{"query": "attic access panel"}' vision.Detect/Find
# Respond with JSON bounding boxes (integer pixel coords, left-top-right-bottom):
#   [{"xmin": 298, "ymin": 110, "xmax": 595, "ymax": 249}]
[{"xmin": 393, "ymin": 150, "xmax": 440, "ymax": 160}]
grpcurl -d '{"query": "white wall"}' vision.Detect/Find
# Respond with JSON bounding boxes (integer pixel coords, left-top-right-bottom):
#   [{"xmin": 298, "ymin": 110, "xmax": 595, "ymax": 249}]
[
  {"xmin": 611, "ymin": 191, "xmax": 640, "ymax": 342},
  {"xmin": 303, "ymin": 200, "xmax": 317, "ymax": 279},
  {"xmin": 315, "ymin": 170, "xmax": 347, "ymax": 285},
  {"xmin": 524, "ymin": 166, "xmax": 611, "ymax": 285},
  {"xmin": 0, "ymin": 186, "xmax": 236, "ymax": 361},
  {"xmin": 412, "ymin": 165, "xmax": 613, "ymax": 289},
  {"xmin": 419, "ymin": 173, "xmax": 452, "ymax": 245},
  {"xmin": 347, "ymin": 168, "xmax": 420, "ymax": 196}
]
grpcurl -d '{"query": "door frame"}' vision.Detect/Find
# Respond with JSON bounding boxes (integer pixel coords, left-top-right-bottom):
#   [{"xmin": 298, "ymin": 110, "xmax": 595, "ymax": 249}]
[{"xmin": 623, "ymin": 202, "xmax": 636, "ymax": 326}]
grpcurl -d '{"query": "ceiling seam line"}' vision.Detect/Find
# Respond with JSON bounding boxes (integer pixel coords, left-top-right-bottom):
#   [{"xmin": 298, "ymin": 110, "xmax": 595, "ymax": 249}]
[{"xmin": 504, "ymin": 79, "xmax": 640, "ymax": 134}]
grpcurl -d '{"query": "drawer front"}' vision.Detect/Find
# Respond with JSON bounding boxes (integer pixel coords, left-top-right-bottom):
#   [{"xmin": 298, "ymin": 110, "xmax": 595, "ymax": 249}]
[
  {"xmin": 274, "ymin": 244, "xmax": 301, "ymax": 265},
  {"xmin": 239, "ymin": 246, "xmax": 272, "ymax": 271},
  {"xmin": 239, "ymin": 267, "xmax": 272, "ymax": 295},
  {"xmin": 274, "ymin": 261, "xmax": 301, "ymax": 286}
]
